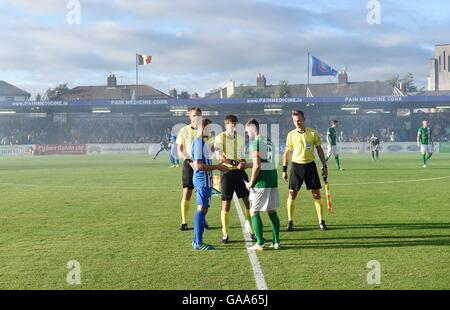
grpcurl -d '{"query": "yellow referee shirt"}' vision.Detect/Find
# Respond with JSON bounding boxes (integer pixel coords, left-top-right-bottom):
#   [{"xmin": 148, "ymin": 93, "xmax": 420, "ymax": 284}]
[
  {"xmin": 286, "ymin": 128, "xmax": 322, "ymax": 164},
  {"xmin": 214, "ymin": 131, "xmax": 245, "ymax": 170},
  {"xmin": 176, "ymin": 125, "xmax": 196, "ymax": 159},
  {"xmin": 176, "ymin": 125, "xmax": 214, "ymax": 159}
]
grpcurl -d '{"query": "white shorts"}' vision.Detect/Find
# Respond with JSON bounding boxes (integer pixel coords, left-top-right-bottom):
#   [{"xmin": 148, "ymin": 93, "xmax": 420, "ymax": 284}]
[
  {"xmin": 327, "ymin": 145, "xmax": 338, "ymax": 156},
  {"xmin": 370, "ymin": 145, "xmax": 380, "ymax": 151},
  {"xmin": 420, "ymin": 144, "xmax": 433, "ymax": 154},
  {"xmin": 249, "ymin": 187, "xmax": 280, "ymax": 212}
]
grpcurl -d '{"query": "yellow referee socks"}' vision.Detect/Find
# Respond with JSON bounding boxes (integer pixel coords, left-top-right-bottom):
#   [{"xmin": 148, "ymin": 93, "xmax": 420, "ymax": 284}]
[
  {"xmin": 243, "ymin": 207, "xmax": 254, "ymax": 234},
  {"xmin": 287, "ymin": 197, "xmax": 296, "ymax": 221},
  {"xmin": 314, "ymin": 198, "xmax": 324, "ymax": 223},
  {"xmin": 221, "ymin": 210, "xmax": 230, "ymax": 236},
  {"xmin": 181, "ymin": 199, "xmax": 190, "ymax": 224}
]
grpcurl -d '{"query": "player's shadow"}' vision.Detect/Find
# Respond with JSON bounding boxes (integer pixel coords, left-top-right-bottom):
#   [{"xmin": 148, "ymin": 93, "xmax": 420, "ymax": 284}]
[
  {"xmin": 341, "ymin": 167, "xmax": 450, "ymax": 171},
  {"xmin": 329, "ymin": 222, "xmax": 450, "ymax": 230},
  {"xmin": 281, "ymin": 222, "xmax": 450, "ymax": 249},
  {"xmin": 205, "ymin": 226, "xmax": 221, "ymax": 231},
  {"xmin": 281, "ymin": 234, "xmax": 450, "ymax": 249}
]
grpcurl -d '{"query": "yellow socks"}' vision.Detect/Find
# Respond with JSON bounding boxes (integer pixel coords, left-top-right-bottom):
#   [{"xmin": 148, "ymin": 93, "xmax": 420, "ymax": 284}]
[
  {"xmin": 181, "ymin": 199, "xmax": 190, "ymax": 224},
  {"xmin": 314, "ymin": 198, "xmax": 324, "ymax": 223},
  {"xmin": 287, "ymin": 197, "xmax": 296, "ymax": 221},
  {"xmin": 243, "ymin": 207, "xmax": 254, "ymax": 234},
  {"xmin": 221, "ymin": 210, "xmax": 230, "ymax": 236}
]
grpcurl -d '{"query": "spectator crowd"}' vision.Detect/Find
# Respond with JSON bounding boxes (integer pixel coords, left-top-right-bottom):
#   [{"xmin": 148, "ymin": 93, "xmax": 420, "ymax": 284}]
[{"xmin": 1, "ymin": 112, "xmax": 449, "ymax": 145}]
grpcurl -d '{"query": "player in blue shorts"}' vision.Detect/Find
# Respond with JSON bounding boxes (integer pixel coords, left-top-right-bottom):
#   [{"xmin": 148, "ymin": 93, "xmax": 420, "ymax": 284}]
[{"xmin": 192, "ymin": 118, "xmax": 229, "ymax": 250}]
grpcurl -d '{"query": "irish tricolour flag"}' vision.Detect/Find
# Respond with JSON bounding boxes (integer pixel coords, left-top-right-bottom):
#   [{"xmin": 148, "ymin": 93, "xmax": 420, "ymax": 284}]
[{"xmin": 137, "ymin": 54, "xmax": 152, "ymax": 65}]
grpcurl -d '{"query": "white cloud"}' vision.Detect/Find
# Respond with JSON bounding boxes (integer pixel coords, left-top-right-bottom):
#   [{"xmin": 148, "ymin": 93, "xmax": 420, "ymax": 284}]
[{"xmin": 0, "ymin": 0, "xmax": 448, "ymax": 96}]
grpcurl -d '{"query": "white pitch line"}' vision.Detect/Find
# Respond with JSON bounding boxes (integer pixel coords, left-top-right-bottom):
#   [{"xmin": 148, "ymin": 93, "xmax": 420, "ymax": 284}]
[
  {"xmin": 233, "ymin": 195, "xmax": 268, "ymax": 291},
  {"xmin": 332, "ymin": 175, "xmax": 450, "ymax": 186},
  {"xmin": 0, "ymin": 182, "xmax": 148, "ymax": 191}
]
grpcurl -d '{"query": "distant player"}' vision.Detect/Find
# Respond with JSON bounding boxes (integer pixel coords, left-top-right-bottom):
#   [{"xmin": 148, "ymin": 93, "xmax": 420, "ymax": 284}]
[
  {"xmin": 244, "ymin": 118, "xmax": 281, "ymax": 251},
  {"xmin": 326, "ymin": 120, "xmax": 343, "ymax": 170},
  {"xmin": 153, "ymin": 139, "xmax": 170, "ymax": 160},
  {"xmin": 417, "ymin": 119, "xmax": 434, "ymax": 168},
  {"xmin": 214, "ymin": 115, "xmax": 255, "ymax": 244},
  {"xmin": 369, "ymin": 133, "xmax": 380, "ymax": 161},
  {"xmin": 168, "ymin": 128, "xmax": 180, "ymax": 168},
  {"xmin": 283, "ymin": 110, "xmax": 329, "ymax": 232},
  {"xmin": 176, "ymin": 107, "xmax": 206, "ymax": 231},
  {"xmin": 191, "ymin": 118, "xmax": 229, "ymax": 250}
]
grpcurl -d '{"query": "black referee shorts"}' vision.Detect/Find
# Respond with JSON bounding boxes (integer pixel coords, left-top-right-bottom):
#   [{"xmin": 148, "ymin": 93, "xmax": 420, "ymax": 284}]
[
  {"xmin": 182, "ymin": 159, "xmax": 194, "ymax": 190},
  {"xmin": 289, "ymin": 161, "xmax": 322, "ymax": 191},
  {"xmin": 221, "ymin": 169, "xmax": 249, "ymax": 201}
]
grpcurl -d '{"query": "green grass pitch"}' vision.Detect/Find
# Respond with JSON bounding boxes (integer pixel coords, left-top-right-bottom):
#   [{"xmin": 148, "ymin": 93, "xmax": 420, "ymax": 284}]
[{"xmin": 0, "ymin": 153, "xmax": 449, "ymax": 289}]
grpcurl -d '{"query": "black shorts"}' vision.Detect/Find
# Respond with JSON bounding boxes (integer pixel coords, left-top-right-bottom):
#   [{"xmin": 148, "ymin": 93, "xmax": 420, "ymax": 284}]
[
  {"xmin": 182, "ymin": 159, "xmax": 194, "ymax": 190},
  {"xmin": 289, "ymin": 161, "xmax": 321, "ymax": 191},
  {"xmin": 221, "ymin": 169, "xmax": 249, "ymax": 201}
]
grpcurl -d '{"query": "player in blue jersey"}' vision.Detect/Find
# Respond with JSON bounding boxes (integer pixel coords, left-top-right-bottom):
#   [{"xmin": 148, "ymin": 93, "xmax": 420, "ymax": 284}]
[{"xmin": 191, "ymin": 118, "xmax": 229, "ymax": 250}]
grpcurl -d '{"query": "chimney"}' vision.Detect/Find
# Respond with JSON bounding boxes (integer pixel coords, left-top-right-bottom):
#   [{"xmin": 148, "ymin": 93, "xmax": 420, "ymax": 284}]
[
  {"xmin": 226, "ymin": 80, "xmax": 235, "ymax": 98},
  {"xmin": 256, "ymin": 73, "xmax": 266, "ymax": 88},
  {"xmin": 169, "ymin": 88, "xmax": 178, "ymax": 98},
  {"xmin": 107, "ymin": 73, "xmax": 117, "ymax": 88},
  {"xmin": 338, "ymin": 70, "xmax": 348, "ymax": 86}
]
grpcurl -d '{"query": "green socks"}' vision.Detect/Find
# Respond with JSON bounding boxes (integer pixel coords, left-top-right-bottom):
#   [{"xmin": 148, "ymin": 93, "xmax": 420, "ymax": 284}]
[
  {"xmin": 335, "ymin": 156, "xmax": 341, "ymax": 169},
  {"xmin": 251, "ymin": 214, "xmax": 264, "ymax": 246},
  {"xmin": 268, "ymin": 212, "xmax": 280, "ymax": 245}
]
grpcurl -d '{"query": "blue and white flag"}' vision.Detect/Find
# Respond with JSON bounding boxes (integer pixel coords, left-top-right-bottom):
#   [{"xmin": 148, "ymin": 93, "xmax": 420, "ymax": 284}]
[{"xmin": 311, "ymin": 55, "xmax": 338, "ymax": 77}]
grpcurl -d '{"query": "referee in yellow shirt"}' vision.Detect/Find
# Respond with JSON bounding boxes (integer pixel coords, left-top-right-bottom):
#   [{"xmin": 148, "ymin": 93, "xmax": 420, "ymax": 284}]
[
  {"xmin": 214, "ymin": 115, "xmax": 255, "ymax": 243},
  {"xmin": 283, "ymin": 110, "xmax": 329, "ymax": 232}
]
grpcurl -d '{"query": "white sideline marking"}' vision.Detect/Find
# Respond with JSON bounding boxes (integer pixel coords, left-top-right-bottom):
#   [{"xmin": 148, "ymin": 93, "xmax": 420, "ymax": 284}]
[
  {"xmin": 332, "ymin": 175, "xmax": 450, "ymax": 186},
  {"xmin": 233, "ymin": 195, "xmax": 268, "ymax": 290}
]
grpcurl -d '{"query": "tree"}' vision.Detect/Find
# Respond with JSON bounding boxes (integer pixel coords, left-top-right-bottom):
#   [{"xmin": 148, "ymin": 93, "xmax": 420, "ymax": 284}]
[
  {"xmin": 401, "ymin": 72, "xmax": 420, "ymax": 92},
  {"xmin": 273, "ymin": 80, "xmax": 289, "ymax": 98},
  {"xmin": 35, "ymin": 93, "xmax": 42, "ymax": 101},
  {"xmin": 385, "ymin": 75, "xmax": 400, "ymax": 88},
  {"xmin": 179, "ymin": 91, "xmax": 190, "ymax": 99},
  {"xmin": 45, "ymin": 83, "xmax": 69, "ymax": 100},
  {"xmin": 386, "ymin": 73, "xmax": 421, "ymax": 92}
]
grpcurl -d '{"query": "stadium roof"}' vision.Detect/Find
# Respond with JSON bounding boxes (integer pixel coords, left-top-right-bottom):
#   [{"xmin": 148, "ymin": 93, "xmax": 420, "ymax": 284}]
[
  {"xmin": 63, "ymin": 84, "xmax": 170, "ymax": 100},
  {"xmin": 0, "ymin": 80, "xmax": 31, "ymax": 97},
  {"xmin": 204, "ymin": 80, "xmax": 396, "ymax": 99},
  {"xmin": 412, "ymin": 90, "xmax": 450, "ymax": 96}
]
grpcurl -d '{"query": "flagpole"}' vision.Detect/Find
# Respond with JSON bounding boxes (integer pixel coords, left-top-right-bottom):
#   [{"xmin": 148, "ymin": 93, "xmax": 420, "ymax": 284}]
[
  {"xmin": 307, "ymin": 51, "xmax": 310, "ymax": 97},
  {"xmin": 135, "ymin": 53, "xmax": 139, "ymax": 100}
]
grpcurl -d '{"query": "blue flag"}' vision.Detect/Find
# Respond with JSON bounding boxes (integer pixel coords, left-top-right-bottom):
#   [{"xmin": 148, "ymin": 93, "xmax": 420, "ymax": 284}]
[{"xmin": 311, "ymin": 55, "xmax": 338, "ymax": 77}]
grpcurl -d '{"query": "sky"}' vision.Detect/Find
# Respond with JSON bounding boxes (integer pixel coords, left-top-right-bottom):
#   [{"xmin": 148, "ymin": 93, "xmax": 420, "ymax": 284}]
[{"xmin": 1, "ymin": 0, "xmax": 449, "ymax": 98}]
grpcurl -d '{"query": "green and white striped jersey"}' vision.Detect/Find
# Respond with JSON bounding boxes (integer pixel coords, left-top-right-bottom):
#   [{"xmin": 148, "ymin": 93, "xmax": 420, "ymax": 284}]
[{"xmin": 249, "ymin": 135, "xmax": 278, "ymax": 188}]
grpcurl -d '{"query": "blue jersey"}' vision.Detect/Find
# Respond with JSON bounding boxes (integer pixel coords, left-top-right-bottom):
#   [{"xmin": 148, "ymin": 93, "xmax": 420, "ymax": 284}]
[
  {"xmin": 192, "ymin": 137, "xmax": 213, "ymax": 188},
  {"xmin": 169, "ymin": 133, "xmax": 177, "ymax": 143}
]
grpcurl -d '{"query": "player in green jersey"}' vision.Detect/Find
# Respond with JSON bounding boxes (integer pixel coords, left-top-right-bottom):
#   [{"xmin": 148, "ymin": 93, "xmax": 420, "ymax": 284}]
[
  {"xmin": 417, "ymin": 120, "xmax": 434, "ymax": 168},
  {"xmin": 369, "ymin": 133, "xmax": 380, "ymax": 161},
  {"xmin": 244, "ymin": 118, "xmax": 281, "ymax": 251},
  {"xmin": 326, "ymin": 120, "xmax": 343, "ymax": 170}
]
